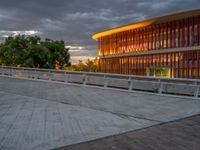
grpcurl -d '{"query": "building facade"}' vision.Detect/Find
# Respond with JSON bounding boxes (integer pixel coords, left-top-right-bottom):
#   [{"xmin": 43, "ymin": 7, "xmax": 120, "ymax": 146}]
[{"xmin": 92, "ymin": 9, "xmax": 200, "ymax": 78}]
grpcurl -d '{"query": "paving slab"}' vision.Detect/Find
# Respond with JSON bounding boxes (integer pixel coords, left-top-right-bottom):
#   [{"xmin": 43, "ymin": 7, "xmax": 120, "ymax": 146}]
[
  {"xmin": 56, "ymin": 115, "xmax": 200, "ymax": 150},
  {"xmin": 0, "ymin": 77, "xmax": 200, "ymax": 122},
  {"xmin": 0, "ymin": 91, "xmax": 155, "ymax": 150},
  {"xmin": 0, "ymin": 76, "xmax": 200, "ymax": 149}
]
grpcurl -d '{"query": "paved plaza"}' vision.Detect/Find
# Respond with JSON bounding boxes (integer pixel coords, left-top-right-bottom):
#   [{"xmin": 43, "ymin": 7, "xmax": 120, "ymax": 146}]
[
  {"xmin": 0, "ymin": 76, "xmax": 200, "ymax": 149},
  {"xmin": 57, "ymin": 115, "xmax": 200, "ymax": 150}
]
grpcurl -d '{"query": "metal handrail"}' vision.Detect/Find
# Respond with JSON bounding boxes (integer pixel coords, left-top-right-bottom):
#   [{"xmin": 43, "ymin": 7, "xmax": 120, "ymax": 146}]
[
  {"xmin": 0, "ymin": 65, "xmax": 199, "ymax": 98},
  {"xmin": 0, "ymin": 65, "xmax": 200, "ymax": 83}
]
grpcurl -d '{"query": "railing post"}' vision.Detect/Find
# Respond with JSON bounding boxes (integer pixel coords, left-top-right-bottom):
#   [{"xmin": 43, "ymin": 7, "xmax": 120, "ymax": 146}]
[
  {"xmin": 159, "ymin": 83, "xmax": 163, "ymax": 94},
  {"xmin": 83, "ymin": 75, "xmax": 88, "ymax": 85},
  {"xmin": 194, "ymin": 86, "xmax": 199, "ymax": 98},
  {"xmin": 104, "ymin": 75, "xmax": 108, "ymax": 88},
  {"xmin": 64, "ymin": 71, "xmax": 69, "ymax": 83},
  {"xmin": 128, "ymin": 77, "xmax": 133, "ymax": 91},
  {"xmin": 158, "ymin": 79, "xmax": 163, "ymax": 94}
]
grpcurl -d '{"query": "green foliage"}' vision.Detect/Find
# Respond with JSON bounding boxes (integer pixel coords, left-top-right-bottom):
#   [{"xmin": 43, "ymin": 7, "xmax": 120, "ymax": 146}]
[
  {"xmin": 0, "ymin": 35, "xmax": 71, "ymax": 69},
  {"xmin": 85, "ymin": 58, "xmax": 98, "ymax": 72},
  {"xmin": 68, "ymin": 58, "xmax": 98, "ymax": 72}
]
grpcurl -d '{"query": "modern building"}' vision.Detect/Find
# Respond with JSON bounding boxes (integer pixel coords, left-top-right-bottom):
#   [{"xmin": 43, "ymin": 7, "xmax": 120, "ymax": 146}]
[{"xmin": 92, "ymin": 9, "xmax": 200, "ymax": 78}]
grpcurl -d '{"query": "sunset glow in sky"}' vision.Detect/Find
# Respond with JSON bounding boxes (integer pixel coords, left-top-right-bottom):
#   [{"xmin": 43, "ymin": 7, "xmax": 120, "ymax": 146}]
[{"xmin": 0, "ymin": 0, "xmax": 199, "ymax": 64}]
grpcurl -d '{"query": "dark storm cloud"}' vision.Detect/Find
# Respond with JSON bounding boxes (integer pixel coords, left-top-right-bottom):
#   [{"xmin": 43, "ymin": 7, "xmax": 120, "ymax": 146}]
[{"xmin": 0, "ymin": 0, "xmax": 199, "ymax": 63}]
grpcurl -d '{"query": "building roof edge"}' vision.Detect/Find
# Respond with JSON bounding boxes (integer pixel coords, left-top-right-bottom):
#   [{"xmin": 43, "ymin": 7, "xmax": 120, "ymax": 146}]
[{"xmin": 92, "ymin": 9, "xmax": 200, "ymax": 40}]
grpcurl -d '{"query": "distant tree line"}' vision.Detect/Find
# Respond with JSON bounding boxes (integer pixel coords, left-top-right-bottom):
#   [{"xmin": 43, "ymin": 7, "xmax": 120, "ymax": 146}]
[
  {"xmin": 67, "ymin": 58, "xmax": 99, "ymax": 72},
  {"xmin": 0, "ymin": 35, "xmax": 71, "ymax": 69}
]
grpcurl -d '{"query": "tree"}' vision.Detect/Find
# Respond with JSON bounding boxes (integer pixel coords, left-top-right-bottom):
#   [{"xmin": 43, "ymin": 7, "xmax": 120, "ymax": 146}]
[
  {"xmin": 0, "ymin": 35, "xmax": 71, "ymax": 69},
  {"xmin": 66, "ymin": 58, "xmax": 98, "ymax": 72},
  {"xmin": 75, "ymin": 60, "xmax": 87, "ymax": 71},
  {"xmin": 85, "ymin": 58, "xmax": 98, "ymax": 72}
]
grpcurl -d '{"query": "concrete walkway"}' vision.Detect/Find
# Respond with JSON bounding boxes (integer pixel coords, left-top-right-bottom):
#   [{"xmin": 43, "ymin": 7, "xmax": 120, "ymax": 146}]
[
  {"xmin": 0, "ymin": 76, "xmax": 200, "ymax": 149},
  {"xmin": 56, "ymin": 115, "xmax": 200, "ymax": 150}
]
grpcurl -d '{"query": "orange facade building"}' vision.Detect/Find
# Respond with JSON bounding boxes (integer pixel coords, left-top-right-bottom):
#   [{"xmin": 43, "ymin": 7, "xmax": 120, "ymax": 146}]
[{"xmin": 92, "ymin": 9, "xmax": 200, "ymax": 78}]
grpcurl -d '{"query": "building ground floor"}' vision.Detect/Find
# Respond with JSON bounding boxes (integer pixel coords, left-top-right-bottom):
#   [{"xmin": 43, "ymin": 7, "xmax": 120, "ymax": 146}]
[{"xmin": 98, "ymin": 49, "xmax": 200, "ymax": 79}]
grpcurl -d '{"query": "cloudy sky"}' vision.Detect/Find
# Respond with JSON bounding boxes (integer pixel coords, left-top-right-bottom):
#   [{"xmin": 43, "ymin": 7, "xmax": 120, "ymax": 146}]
[{"xmin": 0, "ymin": 0, "xmax": 199, "ymax": 64}]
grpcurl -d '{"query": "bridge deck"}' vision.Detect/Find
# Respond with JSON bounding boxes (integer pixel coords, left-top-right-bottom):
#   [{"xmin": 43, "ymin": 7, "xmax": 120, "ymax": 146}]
[{"xmin": 0, "ymin": 76, "xmax": 200, "ymax": 149}]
